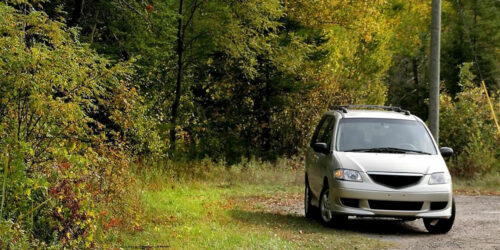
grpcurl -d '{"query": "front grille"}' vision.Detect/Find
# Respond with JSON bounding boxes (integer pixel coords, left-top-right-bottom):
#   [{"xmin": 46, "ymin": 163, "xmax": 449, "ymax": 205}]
[
  {"xmin": 430, "ymin": 202, "xmax": 448, "ymax": 210},
  {"xmin": 369, "ymin": 200, "xmax": 423, "ymax": 211},
  {"xmin": 340, "ymin": 198, "xmax": 359, "ymax": 208},
  {"xmin": 368, "ymin": 174, "xmax": 422, "ymax": 188}
]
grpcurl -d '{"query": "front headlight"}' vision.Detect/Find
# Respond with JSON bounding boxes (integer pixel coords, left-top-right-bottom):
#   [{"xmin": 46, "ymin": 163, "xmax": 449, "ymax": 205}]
[
  {"xmin": 334, "ymin": 169, "xmax": 363, "ymax": 182},
  {"xmin": 428, "ymin": 172, "xmax": 449, "ymax": 185}
]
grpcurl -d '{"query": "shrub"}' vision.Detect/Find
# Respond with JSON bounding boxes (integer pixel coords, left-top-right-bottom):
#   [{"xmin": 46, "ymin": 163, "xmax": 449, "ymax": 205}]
[
  {"xmin": 440, "ymin": 63, "xmax": 500, "ymax": 177},
  {"xmin": 0, "ymin": 2, "xmax": 143, "ymax": 247}
]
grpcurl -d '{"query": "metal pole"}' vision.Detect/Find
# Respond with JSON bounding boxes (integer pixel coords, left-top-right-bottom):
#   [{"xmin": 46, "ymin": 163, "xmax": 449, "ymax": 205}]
[{"xmin": 429, "ymin": 0, "xmax": 441, "ymax": 144}]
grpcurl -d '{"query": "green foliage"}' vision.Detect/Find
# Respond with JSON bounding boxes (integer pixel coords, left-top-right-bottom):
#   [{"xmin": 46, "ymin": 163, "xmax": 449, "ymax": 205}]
[
  {"xmin": 0, "ymin": 2, "xmax": 145, "ymax": 247},
  {"xmin": 44, "ymin": 0, "xmax": 396, "ymax": 162},
  {"xmin": 386, "ymin": 0, "xmax": 431, "ymax": 119},
  {"xmin": 0, "ymin": 220, "xmax": 32, "ymax": 249},
  {"xmin": 388, "ymin": 0, "xmax": 500, "ymax": 119},
  {"xmin": 180, "ymin": 0, "xmax": 398, "ymax": 161},
  {"xmin": 440, "ymin": 63, "xmax": 499, "ymax": 177},
  {"xmin": 441, "ymin": 0, "xmax": 500, "ymax": 94}
]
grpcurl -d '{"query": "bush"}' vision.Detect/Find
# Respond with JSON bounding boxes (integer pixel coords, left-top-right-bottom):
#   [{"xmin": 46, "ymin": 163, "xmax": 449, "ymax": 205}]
[
  {"xmin": 440, "ymin": 63, "xmax": 500, "ymax": 177},
  {"xmin": 0, "ymin": 2, "xmax": 144, "ymax": 247}
]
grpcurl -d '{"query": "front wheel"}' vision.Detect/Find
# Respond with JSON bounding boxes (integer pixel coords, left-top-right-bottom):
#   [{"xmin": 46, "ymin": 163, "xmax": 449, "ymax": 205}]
[
  {"xmin": 423, "ymin": 198, "xmax": 456, "ymax": 234},
  {"xmin": 304, "ymin": 180, "xmax": 315, "ymax": 218},
  {"xmin": 319, "ymin": 187, "xmax": 347, "ymax": 227}
]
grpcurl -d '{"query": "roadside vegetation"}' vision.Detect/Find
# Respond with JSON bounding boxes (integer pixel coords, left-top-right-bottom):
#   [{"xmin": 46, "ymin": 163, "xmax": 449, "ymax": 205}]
[
  {"xmin": 106, "ymin": 159, "xmax": 390, "ymax": 249},
  {"xmin": 453, "ymin": 173, "xmax": 500, "ymax": 196},
  {"xmin": 0, "ymin": 0, "xmax": 498, "ymax": 248},
  {"xmin": 440, "ymin": 63, "xmax": 499, "ymax": 177}
]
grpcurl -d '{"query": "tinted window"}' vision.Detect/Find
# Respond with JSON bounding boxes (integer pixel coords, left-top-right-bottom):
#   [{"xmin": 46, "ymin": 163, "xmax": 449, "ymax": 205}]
[
  {"xmin": 336, "ymin": 118, "xmax": 437, "ymax": 154},
  {"xmin": 311, "ymin": 116, "xmax": 333, "ymax": 146},
  {"xmin": 322, "ymin": 117, "xmax": 336, "ymax": 148}
]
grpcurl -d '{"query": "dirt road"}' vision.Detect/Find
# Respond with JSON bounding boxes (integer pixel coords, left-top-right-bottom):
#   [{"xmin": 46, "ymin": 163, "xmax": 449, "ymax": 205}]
[{"xmin": 285, "ymin": 195, "xmax": 500, "ymax": 249}]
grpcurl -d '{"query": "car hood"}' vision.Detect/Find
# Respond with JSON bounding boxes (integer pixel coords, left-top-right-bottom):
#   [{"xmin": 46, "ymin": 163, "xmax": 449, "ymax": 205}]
[{"xmin": 334, "ymin": 152, "xmax": 446, "ymax": 174}]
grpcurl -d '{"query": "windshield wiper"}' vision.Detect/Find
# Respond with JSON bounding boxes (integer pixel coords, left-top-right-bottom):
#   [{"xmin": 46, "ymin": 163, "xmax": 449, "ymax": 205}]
[
  {"xmin": 392, "ymin": 148, "xmax": 432, "ymax": 155},
  {"xmin": 345, "ymin": 147, "xmax": 431, "ymax": 155},
  {"xmin": 345, "ymin": 147, "xmax": 405, "ymax": 154},
  {"xmin": 344, "ymin": 148, "xmax": 379, "ymax": 152}
]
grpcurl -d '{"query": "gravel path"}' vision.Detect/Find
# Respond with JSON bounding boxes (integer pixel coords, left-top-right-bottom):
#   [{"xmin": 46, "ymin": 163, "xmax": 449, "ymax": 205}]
[
  {"xmin": 285, "ymin": 195, "xmax": 500, "ymax": 249},
  {"xmin": 346, "ymin": 195, "xmax": 500, "ymax": 249}
]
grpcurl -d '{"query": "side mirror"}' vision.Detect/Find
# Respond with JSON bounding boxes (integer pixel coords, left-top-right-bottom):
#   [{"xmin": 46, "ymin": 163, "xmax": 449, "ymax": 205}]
[
  {"xmin": 313, "ymin": 142, "xmax": 329, "ymax": 154},
  {"xmin": 440, "ymin": 147, "xmax": 453, "ymax": 158}
]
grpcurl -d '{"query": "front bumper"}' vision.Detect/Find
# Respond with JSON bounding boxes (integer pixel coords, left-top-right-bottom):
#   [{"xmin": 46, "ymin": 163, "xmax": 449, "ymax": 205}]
[{"xmin": 329, "ymin": 175, "xmax": 453, "ymax": 219}]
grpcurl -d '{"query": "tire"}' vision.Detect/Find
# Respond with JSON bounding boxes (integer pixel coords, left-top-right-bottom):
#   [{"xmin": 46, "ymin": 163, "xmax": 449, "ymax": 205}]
[
  {"xmin": 304, "ymin": 179, "xmax": 315, "ymax": 218},
  {"xmin": 424, "ymin": 198, "xmax": 456, "ymax": 234},
  {"xmin": 319, "ymin": 185, "xmax": 347, "ymax": 227}
]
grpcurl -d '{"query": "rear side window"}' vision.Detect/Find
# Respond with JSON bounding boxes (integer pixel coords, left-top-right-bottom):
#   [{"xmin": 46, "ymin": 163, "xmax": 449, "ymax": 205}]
[
  {"xmin": 323, "ymin": 118, "xmax": 336, "ymax": 148},
  {"xmin": 310, "ymin": 116, "xmax": 335, "ymax": 147}
]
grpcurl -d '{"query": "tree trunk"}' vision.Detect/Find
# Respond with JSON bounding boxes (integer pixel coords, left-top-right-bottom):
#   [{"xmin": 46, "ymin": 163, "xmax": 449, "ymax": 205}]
[
  {"xmin": 170, "ymin": 0, "xmax": 184, "ymax": 153},
  {"xmin": 429, "ymin": 0, "xmax": 441, "ymax": 144}
]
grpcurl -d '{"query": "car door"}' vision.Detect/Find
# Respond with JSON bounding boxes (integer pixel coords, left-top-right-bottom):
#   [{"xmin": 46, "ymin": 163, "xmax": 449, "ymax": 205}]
[
  {"xmin": 306, "ymin": 116, "xmax": 325, "ymax": 195},
  {"xmin": 316, "ymin": 116, "xmax": 337, "ymax": 189},
  {"xmin": 308, "ymin": 115, "xmax": 333, "ymax": 197}
]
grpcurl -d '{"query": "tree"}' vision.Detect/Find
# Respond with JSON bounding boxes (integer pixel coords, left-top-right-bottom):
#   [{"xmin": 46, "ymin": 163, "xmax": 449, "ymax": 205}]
[
  {"xmin": 32, "ymin": 0, "xmax": 429, "ymax": 161},
  {"xmin": 171, "ymin": 0, "xmax": 205, "ymax": 152},
  {"xmin": 441, "ymin": 0, "xmax": 500, "ymax": 94},
  {"xmin": 386, "ymin": 0, "xmax": 431, "ymax": 119}
]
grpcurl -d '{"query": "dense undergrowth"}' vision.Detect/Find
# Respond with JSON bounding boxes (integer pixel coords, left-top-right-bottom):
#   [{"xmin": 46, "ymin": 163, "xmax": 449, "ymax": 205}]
[
  {"xmin": 440, "ymin": 63, "xmax": 500, "ymax": 177},
  {"xmin": 0, "ymin": 3, "xmax": 144, "ymax": 248}
]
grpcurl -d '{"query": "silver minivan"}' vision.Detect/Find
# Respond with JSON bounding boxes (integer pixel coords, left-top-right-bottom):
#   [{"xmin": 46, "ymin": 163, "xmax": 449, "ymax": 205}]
[{"xmin": 305, "ymin": 105, "xmax": 455, "ymax": 233}]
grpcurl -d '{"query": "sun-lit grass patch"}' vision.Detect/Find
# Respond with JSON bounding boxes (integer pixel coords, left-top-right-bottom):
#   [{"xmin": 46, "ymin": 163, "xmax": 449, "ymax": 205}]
[{"xmin": 109, "ymin": 159, "xmax": 390, "ymax": 249}]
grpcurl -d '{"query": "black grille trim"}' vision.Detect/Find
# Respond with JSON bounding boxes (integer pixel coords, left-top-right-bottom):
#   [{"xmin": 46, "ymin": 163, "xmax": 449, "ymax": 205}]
[
  {"xmin": 368, "ymin": 173, "xmax": 422, "ymax": 189},
  {"xmin": 340, "ymin": 198, "xmax": 359, "ymax": 208},
  {"xmin": 430, "ymin": 202, "xmax": 448, "ymax": 210},
  {"xmin": 369, "ymin": 200, "xmax": 423, "ymax": 211}
]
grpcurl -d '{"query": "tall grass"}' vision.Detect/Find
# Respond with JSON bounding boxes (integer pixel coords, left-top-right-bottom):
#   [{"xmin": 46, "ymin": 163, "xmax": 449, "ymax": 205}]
[
  {"xmin": 132, "ymin": 157, "xmax": 304, "ymax": 191},
  {"xmin": 110, "ymin": 157, "xmax": 390, "ymax": 249}
]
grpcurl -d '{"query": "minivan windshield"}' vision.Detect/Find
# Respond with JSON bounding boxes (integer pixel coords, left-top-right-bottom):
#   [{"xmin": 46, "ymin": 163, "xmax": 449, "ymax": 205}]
[{"xmin": 336, "ymin": 118, "xmax": 437, "ymax": 155}]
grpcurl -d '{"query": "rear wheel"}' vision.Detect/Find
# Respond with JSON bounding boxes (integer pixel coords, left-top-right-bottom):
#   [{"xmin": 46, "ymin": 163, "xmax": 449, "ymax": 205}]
[
  {"xmin": 304, "ymin": 179, "xmax": 315, "ymax": 218},
  {"xmin": 424, "ymin": 198, "xmax": 455, "ymax": 234},
  {"xmin": 319, "ymin": 186, "xmax": 347, "ymax": 226}
]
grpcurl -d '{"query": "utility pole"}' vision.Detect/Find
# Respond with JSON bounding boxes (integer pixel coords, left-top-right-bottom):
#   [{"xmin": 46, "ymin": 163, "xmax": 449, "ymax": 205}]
[{"xmin": 429, "ymin": 0, "xmax": 441, "ymax": 144}]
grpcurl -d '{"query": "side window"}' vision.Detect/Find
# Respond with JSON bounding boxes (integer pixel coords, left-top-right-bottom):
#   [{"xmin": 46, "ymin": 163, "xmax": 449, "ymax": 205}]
[
  {"xmin": 323, "ymin": 117, "xmax": 337, "ymax": 148},
  {"xmin": 313, "ymin": 116, "xmax": 333, "ymax": 144},
  {"xmin": 310, "ymin": 116, "xmax": 328, "ymax": 146}
]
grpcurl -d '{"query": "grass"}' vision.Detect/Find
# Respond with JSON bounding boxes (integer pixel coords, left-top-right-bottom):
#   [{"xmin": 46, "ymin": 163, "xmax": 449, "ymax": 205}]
[
  {"xmin": 453, "ymin": 172, "xmax": 500, "ymax": 195},
  {"xmin": 108, "ymin": 159, "xmax": 390, "ymax": 249}
]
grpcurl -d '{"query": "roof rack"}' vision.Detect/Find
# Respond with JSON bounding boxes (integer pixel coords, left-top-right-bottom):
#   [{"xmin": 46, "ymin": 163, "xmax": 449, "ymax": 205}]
[{"xmin": 331, "ymin": 105, "xmax": 411, "ymax": 115}]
